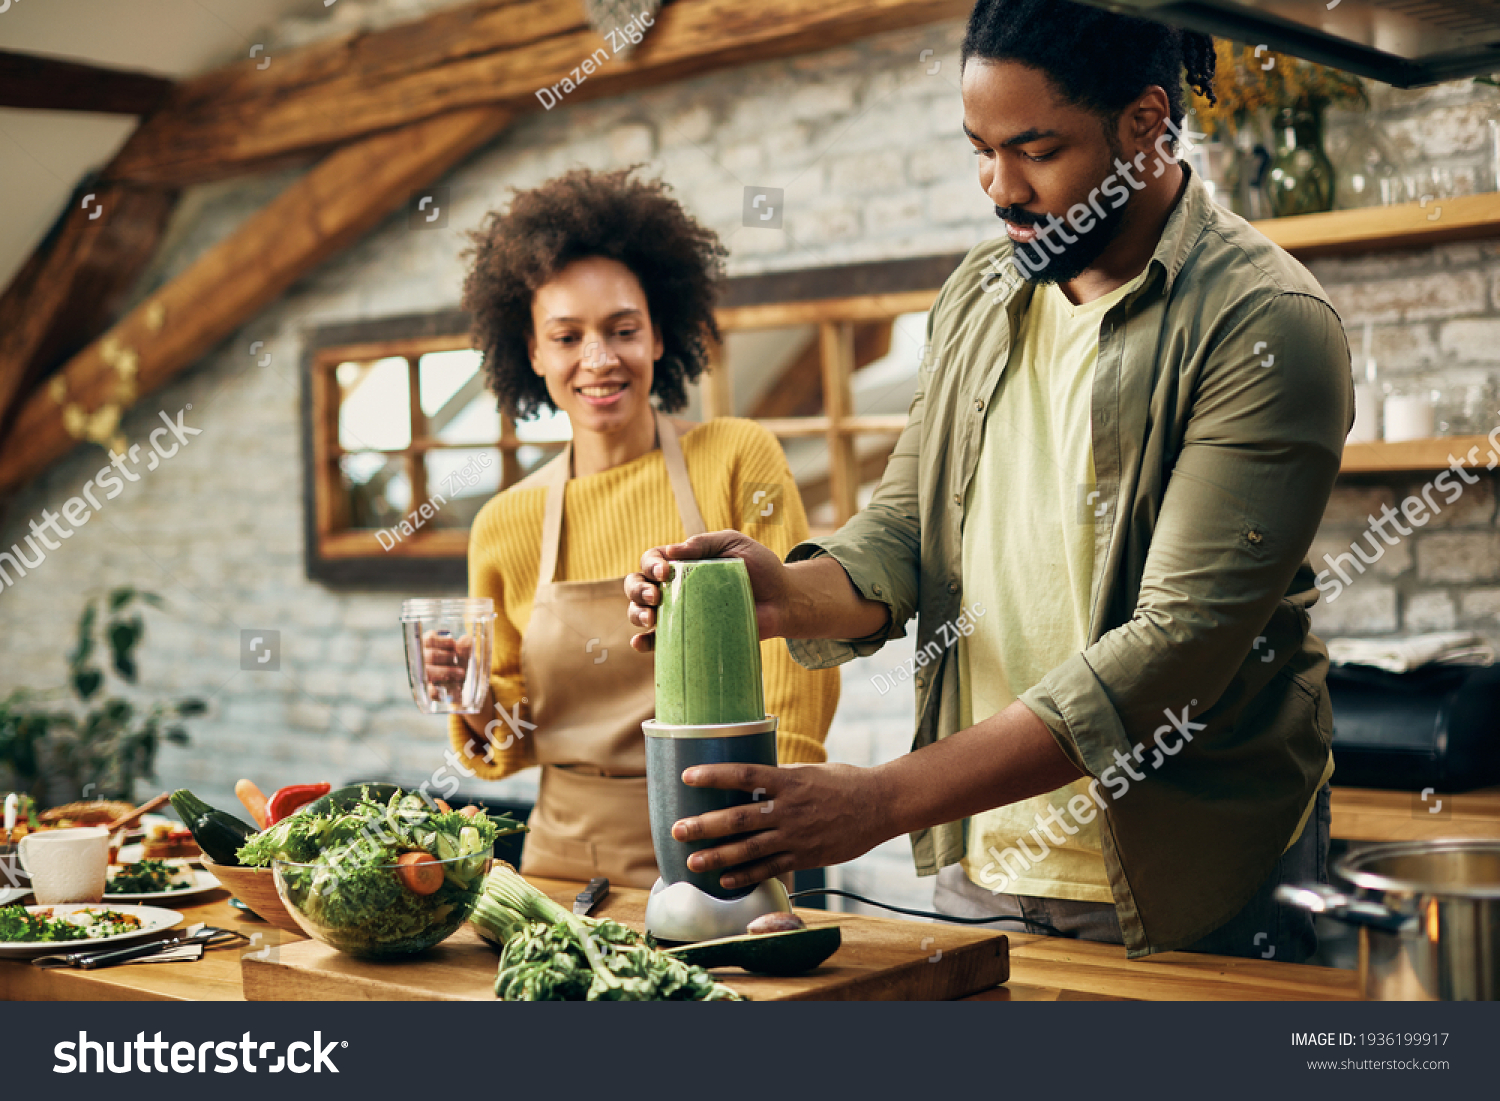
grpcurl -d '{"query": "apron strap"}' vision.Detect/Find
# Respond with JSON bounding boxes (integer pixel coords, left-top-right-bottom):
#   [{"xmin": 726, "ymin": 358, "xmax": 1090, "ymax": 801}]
[
  {"xmin": 656, "ymin": 407, "xmax": 707, "ymax": 539},
  {"xmin": 537, "ymin": 447, "xmax": 572, "ymax": 587},
  {"xmin": 537, "ymin": 408, "xmax": 706, "ymax": 585}
]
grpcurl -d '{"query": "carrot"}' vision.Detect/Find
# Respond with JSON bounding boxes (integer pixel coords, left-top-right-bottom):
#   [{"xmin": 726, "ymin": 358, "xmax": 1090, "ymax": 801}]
[
  {"xmin": 234, "ymin": 779, "xmax": 268, "ymax": 829},
  {"xmin": 395, "ymin": 851, "xmax": 444, "ymax": 895}
]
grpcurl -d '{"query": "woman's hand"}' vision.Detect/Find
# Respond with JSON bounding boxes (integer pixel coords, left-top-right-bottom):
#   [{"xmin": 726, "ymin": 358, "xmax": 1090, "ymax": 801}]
[
  {"xmin": 668, "ymin": 762, "xmax": 893, "ymax": 891},
  {"xmin": 624, "ymin": 530, "xmax": 793, "ymax": 652},
  {"xmin": 421, "ymin": 630, "xmax": 472, "ymax": 700}
]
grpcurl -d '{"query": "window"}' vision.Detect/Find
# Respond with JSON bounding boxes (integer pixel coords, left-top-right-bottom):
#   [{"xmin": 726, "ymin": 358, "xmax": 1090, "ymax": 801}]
[
  {"xmin": 302, "ymin": 255, "xmax": 963, "ymax": 583},
  {"xmin": 304, "ymin": 321, "xmax": 568, "ymax": 584}
]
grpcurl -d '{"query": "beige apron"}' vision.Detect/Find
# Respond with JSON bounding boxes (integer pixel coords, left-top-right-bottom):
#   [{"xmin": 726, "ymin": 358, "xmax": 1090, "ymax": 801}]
[{"xmin": 517, "ymin": 409, "xmax": 707, "ymax": 889}]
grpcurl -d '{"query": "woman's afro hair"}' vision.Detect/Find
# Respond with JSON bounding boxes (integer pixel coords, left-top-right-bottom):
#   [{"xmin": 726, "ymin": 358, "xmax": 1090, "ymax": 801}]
[{"xmin": 461, "ymin": 165, "xmax": 729, "ymax": 420}]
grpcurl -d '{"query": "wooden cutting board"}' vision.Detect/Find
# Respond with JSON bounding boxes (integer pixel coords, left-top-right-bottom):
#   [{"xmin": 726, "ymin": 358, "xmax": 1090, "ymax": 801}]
[{"xmin": 241, "ymin": 879, "xmax": 1008, "ymax": 1001}]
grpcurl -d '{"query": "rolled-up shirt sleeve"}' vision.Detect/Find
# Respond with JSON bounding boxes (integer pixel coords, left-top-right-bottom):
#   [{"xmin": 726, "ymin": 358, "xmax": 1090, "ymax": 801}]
[{"xmin": 1021, "ymin": 292, "xmax": 1352, "ymax": 773}]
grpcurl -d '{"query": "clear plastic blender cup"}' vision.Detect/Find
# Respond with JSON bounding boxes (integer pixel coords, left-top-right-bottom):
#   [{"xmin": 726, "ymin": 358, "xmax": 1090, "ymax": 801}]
[{"xmin": 400, "ymin": 598, "xmax": 495, "ymax": 714}]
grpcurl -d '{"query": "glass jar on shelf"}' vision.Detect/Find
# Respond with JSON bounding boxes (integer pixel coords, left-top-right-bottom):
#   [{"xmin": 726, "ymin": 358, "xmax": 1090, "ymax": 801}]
[
  {"xmin": 1431, "ymin": 378, "xmax": 1492, "ymax": 437},
  {"xmin": 1382, "ymin": 383, "xmax": 1439, "ymax": 443},
  {"xmin": 1329, "ymin": 114, "xmax": 1398, "ymax": 211}
]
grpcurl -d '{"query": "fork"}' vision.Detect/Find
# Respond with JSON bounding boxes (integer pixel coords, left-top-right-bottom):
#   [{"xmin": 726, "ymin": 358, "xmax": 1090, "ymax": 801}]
[{"xmin": 32, "ymin": 924, "xmax": 249, "ymax": 969}]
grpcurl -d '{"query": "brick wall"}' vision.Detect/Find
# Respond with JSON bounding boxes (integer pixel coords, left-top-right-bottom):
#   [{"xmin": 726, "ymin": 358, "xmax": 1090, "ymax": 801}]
[
  {"xmin": 3, "ymin": 1, "xmax": 1498, "ymax": 917},
  {"xmin": 1306, "ymin": 239, "xmax": 1500, "ymax": 648}
]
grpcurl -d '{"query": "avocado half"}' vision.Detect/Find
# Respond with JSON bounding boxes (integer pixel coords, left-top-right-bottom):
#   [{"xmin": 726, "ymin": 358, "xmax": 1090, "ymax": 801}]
[{"xmin": 666, "ymin": 925, "xmax": 841, "ymax": 976}]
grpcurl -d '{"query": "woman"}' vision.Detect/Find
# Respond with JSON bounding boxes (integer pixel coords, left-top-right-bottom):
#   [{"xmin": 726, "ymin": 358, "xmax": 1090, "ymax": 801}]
[{"xmin": 425, "ymin": 167, "xmax": 840, "ymax": 888}]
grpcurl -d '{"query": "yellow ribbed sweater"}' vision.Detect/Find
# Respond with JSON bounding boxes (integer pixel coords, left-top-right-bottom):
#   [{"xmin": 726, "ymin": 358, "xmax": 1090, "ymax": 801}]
[{"xmin": 449, "ymin": 417, "xmax": 840, "ymax": 779}]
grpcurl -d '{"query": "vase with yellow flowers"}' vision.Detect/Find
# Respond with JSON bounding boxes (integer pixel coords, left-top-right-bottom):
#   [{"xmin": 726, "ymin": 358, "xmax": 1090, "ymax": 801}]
[{"xmin": 1192, "ymin": 40, "xmax": 1367, "ymax": 217}]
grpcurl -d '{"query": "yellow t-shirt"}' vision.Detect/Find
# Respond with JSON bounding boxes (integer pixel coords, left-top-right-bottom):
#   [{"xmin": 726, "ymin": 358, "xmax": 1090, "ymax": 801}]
[
  {"xmin": 958, "ymin": 274, "xmax": 1144, "ymax": 903},
  {"xmin": 957, "ymin": 275, "xmax": 1333, "ymax": 902}
]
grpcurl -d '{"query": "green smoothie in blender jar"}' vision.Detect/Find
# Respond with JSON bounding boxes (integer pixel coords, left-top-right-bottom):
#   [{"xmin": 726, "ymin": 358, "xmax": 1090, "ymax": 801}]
[{"xmin": 654, "ymin": 558, "xmax": 765, "ymax": 724}]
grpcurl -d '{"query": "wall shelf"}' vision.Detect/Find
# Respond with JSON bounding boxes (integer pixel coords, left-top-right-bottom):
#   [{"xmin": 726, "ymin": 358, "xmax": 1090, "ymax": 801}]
[
  {"xmin": 1340, "ymin": 434, "xmax": 1498, "ymax": 474},
  {"xmin": 1254, "ymin": 192, "xmax": 1500, "ymax": 259}
]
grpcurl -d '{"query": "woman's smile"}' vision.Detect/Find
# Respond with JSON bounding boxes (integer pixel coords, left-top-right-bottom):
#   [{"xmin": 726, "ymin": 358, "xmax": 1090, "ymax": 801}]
[{"xmin": 576, "ymin": 380, "xmax": 630, "ymax": 405}]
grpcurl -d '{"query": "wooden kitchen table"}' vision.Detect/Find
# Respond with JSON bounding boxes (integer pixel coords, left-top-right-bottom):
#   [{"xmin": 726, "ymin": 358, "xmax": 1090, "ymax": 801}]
[
  {"xmin": 0, "ymin": 880, "xmax": 1360, "ymax": 1002},
  {"xmin": 0, "ymin": 887, "xmax": 300, "ymax": 1002}
]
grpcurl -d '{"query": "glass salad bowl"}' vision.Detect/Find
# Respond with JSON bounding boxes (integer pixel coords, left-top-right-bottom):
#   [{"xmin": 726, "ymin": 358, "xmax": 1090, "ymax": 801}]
[{"xmin": 272, "ymin": 852, "xmax": 493, "ymax": 959}]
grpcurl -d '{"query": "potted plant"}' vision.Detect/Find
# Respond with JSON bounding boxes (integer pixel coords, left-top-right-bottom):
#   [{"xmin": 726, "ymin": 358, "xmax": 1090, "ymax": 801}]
[
  {"xmin": 1192, "ymin": 40, "xmax": 1367, "ymax": 217},
  {"xmin": 0, "ymin": 587, "xmax": 204, "ymax": 807}
]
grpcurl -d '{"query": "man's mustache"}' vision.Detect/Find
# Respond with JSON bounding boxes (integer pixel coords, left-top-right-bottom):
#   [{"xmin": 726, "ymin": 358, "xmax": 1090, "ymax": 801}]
[{"xmin": 994, "ymin": 205, "xmax": 1046, "ymax": 227}]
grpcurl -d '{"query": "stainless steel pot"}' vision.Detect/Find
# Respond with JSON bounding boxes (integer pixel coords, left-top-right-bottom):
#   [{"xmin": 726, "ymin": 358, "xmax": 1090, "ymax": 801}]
[{"xmin": 1276, "ymin": 839, "xmax": 1500, "ymax": 1000}]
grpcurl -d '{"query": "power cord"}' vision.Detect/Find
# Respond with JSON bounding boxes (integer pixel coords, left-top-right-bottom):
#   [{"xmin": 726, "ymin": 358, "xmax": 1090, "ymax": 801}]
[{"xmin": 787, "ymin": 887, "xmax": 1065, "ymax": 937}]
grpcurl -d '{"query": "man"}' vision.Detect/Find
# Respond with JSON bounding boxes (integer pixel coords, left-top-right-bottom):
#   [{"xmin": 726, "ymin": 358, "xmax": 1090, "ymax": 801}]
[{"xmin": 626, "ymin": 0, "xmax": 1352, "ymax": 961}]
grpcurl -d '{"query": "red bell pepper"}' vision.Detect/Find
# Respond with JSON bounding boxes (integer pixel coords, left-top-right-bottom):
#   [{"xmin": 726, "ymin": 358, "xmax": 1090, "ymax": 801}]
[{"xmin": 264, "ymin": 782, "xmax": 332, "ymax": 825}]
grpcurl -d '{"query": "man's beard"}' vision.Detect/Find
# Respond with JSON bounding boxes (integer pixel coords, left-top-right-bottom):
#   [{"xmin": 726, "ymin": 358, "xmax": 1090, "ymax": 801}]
[
  {"xmin": 996, "ymin": 156, "xmax": 1133, "ymax": 285},
  {"xmin": 997, "ymin": 194, "xmax": 1129, "ymax": 285}
]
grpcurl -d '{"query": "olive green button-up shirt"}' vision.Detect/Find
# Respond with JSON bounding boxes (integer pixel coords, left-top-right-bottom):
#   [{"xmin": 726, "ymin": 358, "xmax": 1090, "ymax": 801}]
[{"xmin": 787, "ymin": 168, "xmax": 1353, "ymax": 957}]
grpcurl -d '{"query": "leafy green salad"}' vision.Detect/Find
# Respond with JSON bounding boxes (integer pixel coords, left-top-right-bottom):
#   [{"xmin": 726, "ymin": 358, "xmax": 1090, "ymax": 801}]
[
  {"xmin": 237, "ymin": 787, "xmax": 518, "ymax": 957},
  {"xmin": 106, "ymin": 858, "xmax": 192, "ymax": 895},
  {"xmin": 0, "ymin": 905, "xmax": 143, "ymax": 942}
]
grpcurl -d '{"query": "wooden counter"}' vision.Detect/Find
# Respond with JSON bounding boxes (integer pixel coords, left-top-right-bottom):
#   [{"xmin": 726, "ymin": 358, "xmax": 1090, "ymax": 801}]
[
  {"xmin": 0, "ymin": 881, "xmax": 1359, "ymax": 1002},
  {"xmin": 0, "ymin": 890, "xmax": 292, "ymax": 1002},
  {"xmin": 1332, "ymin": 785, "xmax": 1500, "ymax": 843},
  {"xmin": 992, "ymin": 935, "xmax": 1358, "ymax": 1001}
]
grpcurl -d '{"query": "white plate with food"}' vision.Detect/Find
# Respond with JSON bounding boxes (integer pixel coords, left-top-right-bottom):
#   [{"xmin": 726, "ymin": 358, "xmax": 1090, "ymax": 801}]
[
  {"xmin": 104, "ymin": 859, "xmax": 221, "ymax": 903},
  {"xmin": 0, "ymin": 903, "xmax": 183, "ymax": 958}
]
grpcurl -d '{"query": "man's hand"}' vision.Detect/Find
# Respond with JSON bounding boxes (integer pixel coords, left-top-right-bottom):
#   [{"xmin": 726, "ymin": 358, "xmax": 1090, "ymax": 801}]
[
  {"xmin": 624, "ymin": 530, "xmax": 792, "ymax": 652},
  {"xmin": 669, "ymin": 762, "xmax": 892, "ymax": 891},
  {"xmin": 669, "ymin": 701, "xmax": 1087, "ymax": 893}
]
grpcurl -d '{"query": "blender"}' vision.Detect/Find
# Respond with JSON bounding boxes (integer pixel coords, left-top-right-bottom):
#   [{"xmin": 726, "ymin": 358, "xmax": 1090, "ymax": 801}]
[{"xmin": 642, "ymin": 558, "xmax": 794, "ymax": 942}]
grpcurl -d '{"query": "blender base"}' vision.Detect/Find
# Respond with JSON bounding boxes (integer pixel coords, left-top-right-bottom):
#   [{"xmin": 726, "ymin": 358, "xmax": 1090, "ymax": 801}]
[{"xmin": 644, "ymin": 877, "xmax": 791, "ymax": 943}]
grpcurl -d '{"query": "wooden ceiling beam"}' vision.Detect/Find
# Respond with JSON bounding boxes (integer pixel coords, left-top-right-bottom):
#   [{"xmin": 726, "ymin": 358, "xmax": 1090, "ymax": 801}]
[
  {"xmin": 0, "ymin": 181, "xmax": 179, "ymax": 444},
  {"xmin": 0, "ymin": 50, "xmax": 174, "ymax": 114},
  {"xmin": 104, "ymin": 0, "xmax": 971, "ymax": 184},
  {"xmin": 0, "ymin": 105, "xmax": 513, "ymax": 495}
]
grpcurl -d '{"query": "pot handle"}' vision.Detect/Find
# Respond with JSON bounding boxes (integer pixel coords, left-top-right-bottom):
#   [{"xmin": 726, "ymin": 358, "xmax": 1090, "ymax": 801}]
[{"xmin": 1274, "ymin": 883, "xmax": 1413, "ymax": 935}]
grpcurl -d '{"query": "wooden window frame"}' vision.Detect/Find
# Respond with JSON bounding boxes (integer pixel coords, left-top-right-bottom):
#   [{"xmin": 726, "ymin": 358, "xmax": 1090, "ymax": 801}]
[{"xmin": 301, "ymin": 254, "xmax": 964, "ymax": 586}]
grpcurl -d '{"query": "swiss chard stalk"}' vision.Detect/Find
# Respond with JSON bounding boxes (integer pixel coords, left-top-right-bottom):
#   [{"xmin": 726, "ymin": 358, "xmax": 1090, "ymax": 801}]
[{"xmin": 472, "ymin": 866, "xmax": 741, "ymax": 1002}]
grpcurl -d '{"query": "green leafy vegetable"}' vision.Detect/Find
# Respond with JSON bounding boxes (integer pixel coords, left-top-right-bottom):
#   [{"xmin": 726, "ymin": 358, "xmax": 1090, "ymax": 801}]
[
  {"xmin": 472, "ymin": 865, "xmax": 742, "ymax": 1002},
  {"xmin": 0, "ymin": 905, "xmax": 143, "ymax": 942},
  {"xmin": 106, "ymin": 858, "xmax": 191, "ymax": 895},
  {"xmin": 240, "ymin": 788, "xmax": 524, "ymax": 958},
  {"xmin": 0, "ymin": 906, "xmax": 91, "ymax": 943}
]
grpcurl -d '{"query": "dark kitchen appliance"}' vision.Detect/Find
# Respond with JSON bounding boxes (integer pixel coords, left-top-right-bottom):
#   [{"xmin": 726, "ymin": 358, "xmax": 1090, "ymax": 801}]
[
  {"xmin": 1079, "ymin": 1, "xmax": 1500, "ymax": 87},
  {"xmin": 1326, "ymin": 662, "xmax": 1500, "ymax": 792}
]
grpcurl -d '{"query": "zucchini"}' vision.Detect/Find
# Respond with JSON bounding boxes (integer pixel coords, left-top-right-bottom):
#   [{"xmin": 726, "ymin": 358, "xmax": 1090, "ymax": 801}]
[
  {"xmin": 665, "ymin": 925, "xmax": 840, "ymax": 976},
  {"xmin": 168, "ymin": 789, "xmax": 259, "ymax": 866}
]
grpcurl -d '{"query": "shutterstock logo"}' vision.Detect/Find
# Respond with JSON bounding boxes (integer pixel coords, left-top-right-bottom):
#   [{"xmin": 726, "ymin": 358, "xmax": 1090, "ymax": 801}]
[{"xmin": 55, "ymin": 1031, "xmax": 345, "ymax": 1074}]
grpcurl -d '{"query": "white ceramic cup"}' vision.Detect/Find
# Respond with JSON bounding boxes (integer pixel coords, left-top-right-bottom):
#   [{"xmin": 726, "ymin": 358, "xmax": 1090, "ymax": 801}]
[{"xmin": 18, "ymin": 826, "xmax": 110, "ymax": 904}]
